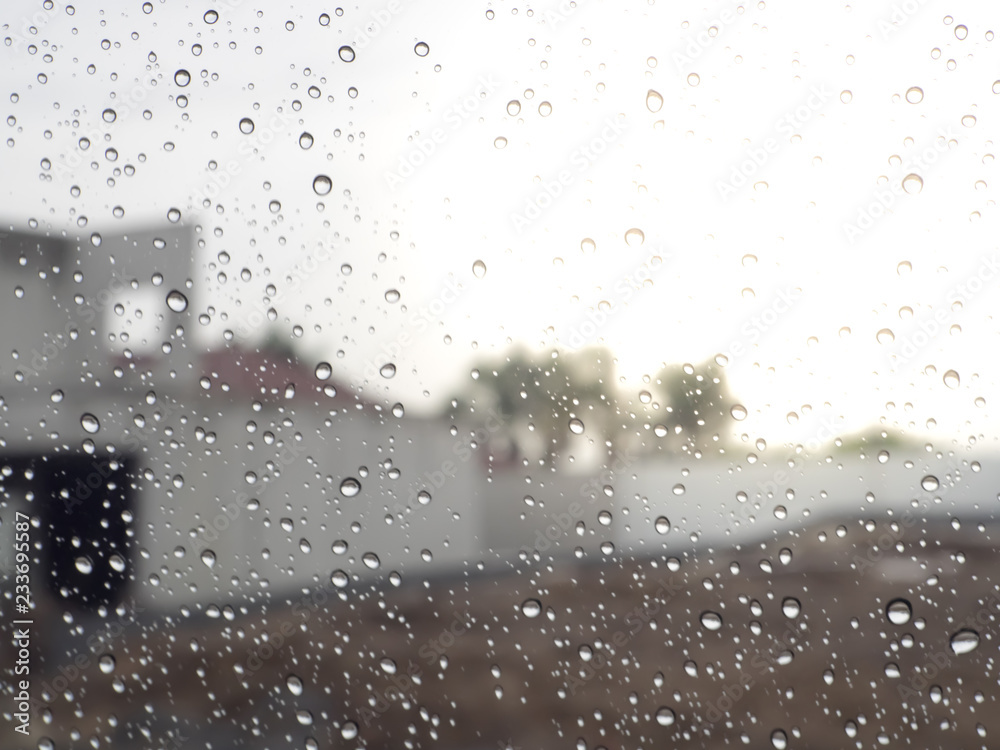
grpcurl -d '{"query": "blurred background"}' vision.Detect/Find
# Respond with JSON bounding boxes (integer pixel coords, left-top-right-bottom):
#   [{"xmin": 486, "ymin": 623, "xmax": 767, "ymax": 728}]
[{"xmin": 2, "ymin": 0, "xmax": 999, "ymax": 748}]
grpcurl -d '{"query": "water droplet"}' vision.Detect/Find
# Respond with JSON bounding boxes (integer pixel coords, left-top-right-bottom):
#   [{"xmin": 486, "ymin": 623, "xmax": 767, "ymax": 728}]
[
  {"xmin": 624, "ymin": 227, "xmax": 645, "ymax": 246},
  {"xmin": 943, "ymin": 369, "xmax": 960, "ymax": 388},
  {"xmin": 950, "ymin": 629, "xmax": 979, "ymax": 654},
  {"xmin": 203, "ymin": 9, "xmax": 218, "ymax": 24},
  {"xmin": 81, "ymin": 413, "xmax": 100, "ymax": 433},
  {"xmin": 655, "ymin": 516, "xmax": 670, "ymax": 534},
  {"xmin": 201, "ymin": 550, "xmax": 216, "ymax": 568},
  {"xmin": 299, "ymin": 131, "xmax": 313, "ymax": 149},
  {"xmin": 362, "ymin": 552, "xmax": 380, "ymax": 569},
  {"xmin": 166, "ymin": 290, "xmax": 188, "ymax": 312},
  {"xmin": 646, "ymin": 90, "xmax": 663, "ymax": 112},
  {"xmin": 507, "ymin": 100, "xmax": 521, "ymax": 115},
  {"xmin": 331, "ymin": 569, "xmax": 349, "ymax": 588},
  {"xmin": 338, "ymin": 45, "xmax": 355, "ymax": 62},
  {"xmin": 238, "ymin": 117, "xmax": 255, "ymax": 134},
  {"xmin": 876, "ymin": 328, "xmax": 895, "ymax": 344},
  {"xmin": 656, "ymin": 707, "xmax": 676, "ymax": 726},
  {"xmin": 286, "ymin": 674, "xmax": 303, "ymax": 695},
  {"xmin": 315, "ymin": 362, "xmax": 332, "ymax": 380},
  {"xmin": 174, "ymin": 69, "xmax": 191, "ymax": 87},
  {"xmin": 700, "ymin": 611, "xmax": 723, "ymax": 630},
  {"xmin": 98, "ymin": 654, "xmax": 116, "ymax": 674},
  {"xmin": 771, "ymin": 729, "xmax": 788, "ymax": 749},
  {"xmin": 955, "ymin": 23, "xmax": 968, "ymax": 40},
  {"xmin": 840, "ymin": 89, "xmax": 852, "ymax": 103},
  {"xmin": 905, "ymin": 86, "xmax": 923, "ymax": 104},
  {"xmin": 414, "ymin": 41, "xmax": 429, "ymax": 56},
  {"xmin": 568, "ymin": 418, "xmax": 585, "ymax": 434},
  {"xmin": 687, "ymin": 72, "xmax": 700, "ymax": 86},
  {"xmin": 538, "ymin": 101, "xmax": 552, "ymax": 116},
  {"xmin": 672, "ymin": 483, "xmax": 685, "ymax": 496},
  {"xmin": 782, "ymin": 597, "xmax": 801, "ymax": 618},
  {"xmin": 886, "ymin": 599, "xmax": 912, "ymax": 625},
  {"xmin": 730, "ymin": 404, "xmax": 747, "ymax": 421},
  {"xmin": 521, "ymin": 599, "xmax": 542, "ymax": 618},
  {"xmin": 493, "ymin": 136, "xmax": 507, "ymax": 149},
  {"xmin": 109, "ymin": 554, "xmax": 126, "ymax": 572},
  {"xmin": 312, "ymin": 175, "xmax": 332, "ymax": 195},
  {"xmin": 473, "ymin": 259, "xmax": 487, "ymax": 278},
  {"xmin": 332, "ymin": 539, "xmax": 348, "ymax": 555},
  {"xmin": 921, "ymin": 475, "xmax": 939, "ymax": 491},
  {"xmin": 102, "ymin": 108, "xmax": 116, "ymax": 123},
  {"xmin": 877, "ymin": 449, "xmax": 890, "ymax": 463},
  {"xmin": 340, "ymin": 477, "xmax": 361, "ymax": 497},
  {"xmin": 902, "ymin": 173, "xmax": 923, "ymax": 194},
  {"xmin": 379, "ymin": 363, "xmax": 396, "ymax": 378},
  {"xmin": 392, "ymin": 402, "xmax": 405, "ymax": 417},
  {"xmin": 75, "ymin": 557, "xmax": 93, "ymax": 574}
]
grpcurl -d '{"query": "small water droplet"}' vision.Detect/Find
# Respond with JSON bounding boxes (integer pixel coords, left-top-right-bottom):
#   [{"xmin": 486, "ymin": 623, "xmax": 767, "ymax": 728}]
[
  {"xmin": 507, "ymin": 100, "xmax": 521, "ymax": 116},
  {"xmin": 98, "ymin": 654, "xmax": 116, "ymax": 674},
  {"xmin": 414, "ymin": 41, "xmax": 429, "ymax": 56},
  {"xmin": 286, "ymin": 674, "xmax": 303, "ymax": 695},
  {"xmin": 902, "ymin": 173, "xmax": 923, "ymax": 194},
  {"xmin": 782, "ymin": 597, "xmax": 801, "ymax": 618},
  {"xmin": 174, "ymin": 69, "xmax": 191, "ymax": 87},
  {"xmin": 921, "ymin": 475, "xmax": 939, "ymax": 491},
  {"xmin": 905, "ymin": 86, "xmax": 923, "ymax": 104},
  {"xmin": 700, "ymin": 611, "xmax": 723, "ymax": 630},
  {"xmin": 521, "ymin": 599, "xmax": 542, "ymax": 618},
  {"xmin": 568, "ymin": 418, "xmax": 585, "ymax": 434},
  {"xmin": 656, "ymin": 707, "xmax": 676, "ymax": 726},
  {"xmin": 338, "ymin": 45, "xmax": 356, "ymax": 62},
  {"xmin": 313, "ymin": 174, "xmax": 332, "ymax": 195},
  {"xmin": 203, "ymin": 9, "xmax": 218, "ymax": 24},
  {"xmin": 655, "ymin": 516, "xmax": 670, "ymax": 534},
  {"xmin": 81, "ymin": 413, "xmax": 100, "ymax": 433},
  {"xmin": 473, "ymin": 259, "xmax": 487, "ymax": 278},
  {"xmin": 75, "ymin": 557, "xmax": 93, "ymax": 574},
  {"xmin": 331, "ymin": 569, "xmax": 349, "ymax": 588},
  {"xmin": 950, "ymin": 629, "xmax": 979, "ymax": 654},
  {"xmin": 379, "ymin": 363, "xmax": 396, "ymax": 378},
  {"xmin": 238, "ymin": 117, "xmax": 255, "ymax": 134},
  {"xmin": 201, "ymin": 550, "xmax": 216, "ymax": 568},
  {"xmin": 943, "ymin": 369, "xmax": 960, "ymax": 388},
  {"xmin": 877, "ymin": 328, "xmax": 895, "ymax": 344},
  {"xmin": 646, "ymin": 90, "xmax": 663, "ymax": 112},
  {"xmin": 624, "ymin": 227, "xmax": 645, "ymax": 246},
  {"xmin": 340, "ymin": 477, "xmax": 361, "ymax": 497},
  {"xmin": 362, "ymin": 552, "xmax": 380, "ymax": 569},
  {"xmin": 886, "ymin": 598, "xmax": 912, "ymax": 625},
  {"xmin": 166, "ymin": 290, "xmax": 188, "ymax": 312},
  {"xmin": 687, "ymin": 72, "xmax": 700, "ymax": 86},
  {"xmin": 730, "ymin": 404, "xmax": 747, "ymax": 421}
]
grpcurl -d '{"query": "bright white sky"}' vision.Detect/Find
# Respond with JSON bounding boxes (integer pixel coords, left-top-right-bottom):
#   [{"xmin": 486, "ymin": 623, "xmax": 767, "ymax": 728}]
[{"xmin": 2, "ymin": 0, "xmax": 997, "ymax": 446}]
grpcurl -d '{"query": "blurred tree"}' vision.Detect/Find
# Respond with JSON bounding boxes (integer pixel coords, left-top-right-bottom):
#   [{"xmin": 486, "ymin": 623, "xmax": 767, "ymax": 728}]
[
  {"xmin": 648, "ymin": 359, "xmax": 735, "ymax": 453},
  {"xmin": 451, "ymin": 346, "xmax": 619, "ymax": 466}
]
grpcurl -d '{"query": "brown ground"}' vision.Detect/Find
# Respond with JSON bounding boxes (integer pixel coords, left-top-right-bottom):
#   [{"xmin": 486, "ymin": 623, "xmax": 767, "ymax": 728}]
[{"xmin": 6, "ymin": 512, "xmax": 1000, "ymax": 750}]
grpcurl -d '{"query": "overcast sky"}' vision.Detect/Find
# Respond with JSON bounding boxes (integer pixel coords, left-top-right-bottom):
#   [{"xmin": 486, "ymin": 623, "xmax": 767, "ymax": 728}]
[{"xmin": 2, "ymin": 0, "xmax": 997, "ymax": 446}]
